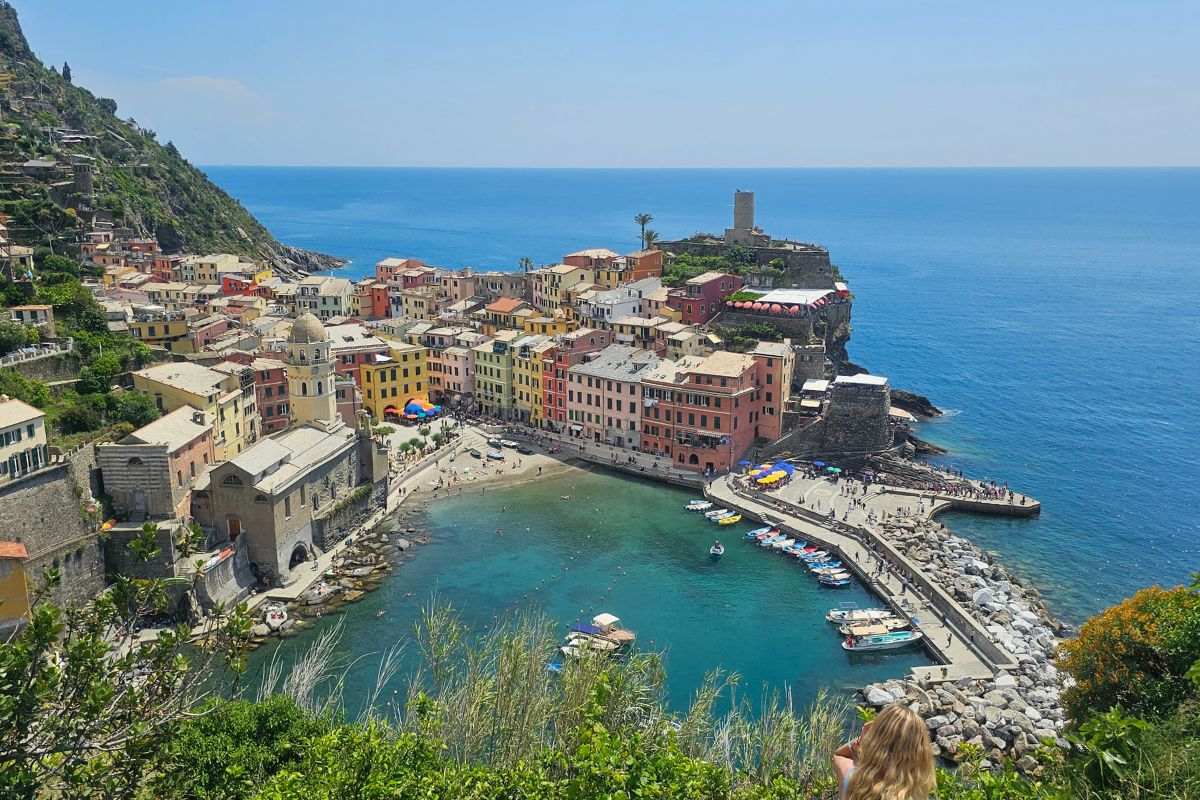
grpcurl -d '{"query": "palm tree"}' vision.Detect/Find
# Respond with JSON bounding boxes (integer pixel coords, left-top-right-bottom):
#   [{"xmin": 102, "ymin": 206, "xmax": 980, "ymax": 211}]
[
  {"xmin": 635, "ymin": 213, "xmax": 653, "ymax": 248},
  {"xmin": 642, "ymin": 229, "xmax": 661, "ymax": 250},
  {"xmin": 519, "ymin": 257, "xmax": 533, "ymax": 274}
]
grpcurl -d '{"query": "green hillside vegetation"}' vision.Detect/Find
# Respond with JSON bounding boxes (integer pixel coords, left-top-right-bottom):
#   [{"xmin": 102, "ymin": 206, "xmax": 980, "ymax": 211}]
[
  {"xmin": 0, "ymin": 2, "xmax": 341, "ymax": 268},
  {"xmin": 0, "ymin": 248, "xmax": 158, "ymax": 447},
  {"xmin": 6, "ymin": 561, "xmax": 1200, "ymax": 799}
]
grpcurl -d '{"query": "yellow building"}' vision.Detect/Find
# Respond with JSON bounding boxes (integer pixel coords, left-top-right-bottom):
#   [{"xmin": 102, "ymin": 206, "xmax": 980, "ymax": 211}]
[
  {"xmin": 400, "ymin": 284, "xmax": 441, "ymax": 321},
  {"xmin": 129, "ymin": 314, "xmax": 192, "ymax": 353},
  {"xmin": 0, "ymin": 396, "xmax": 48, "ymax": 485},
  {"xmin": 132, "ymin": 361, "xmax": 259, "ymax": 460},
  {"xmin": 0, "ymin": 541, "xmax": 30, "ymax": 635},
  {"xmin": 522, "ymin": 310, "xmax": 577, "ymax": 337},
  {"xmin": 359, "ymin": 342, "xmax": 429, "ymax": 421},
  {"xmin": 514, "ymin": 337, "xmax": 555, "ymax": 425},
  {"xmin": 472, "ymin": 330, "xmax": 521, "ymax": 417}
]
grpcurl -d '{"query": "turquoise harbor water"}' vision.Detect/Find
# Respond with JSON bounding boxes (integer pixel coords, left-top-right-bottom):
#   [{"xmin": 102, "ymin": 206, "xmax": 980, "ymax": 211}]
[
  {"xmin": 211, "ymin": 167, "xmax": 1200, "ymax": 706},
  {"xmin": 249, "ymin": 470, "xmax": 928, "ymax": 713}
]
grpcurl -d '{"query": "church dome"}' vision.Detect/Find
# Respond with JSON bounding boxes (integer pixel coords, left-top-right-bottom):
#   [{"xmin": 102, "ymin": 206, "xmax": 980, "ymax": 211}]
[{"xmin": 289, "ymin": 313, "xmax": 327, "ymax": 344}]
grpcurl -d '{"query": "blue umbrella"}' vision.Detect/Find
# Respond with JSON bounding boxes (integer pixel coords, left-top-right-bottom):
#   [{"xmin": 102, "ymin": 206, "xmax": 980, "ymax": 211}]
[
  {"xmin": 813, "ymin": 460, "xmax": 825, "ymax": 468},
  {"xmin": 738, "ymin": 460, "xmax": 751, "ymax": 466}
]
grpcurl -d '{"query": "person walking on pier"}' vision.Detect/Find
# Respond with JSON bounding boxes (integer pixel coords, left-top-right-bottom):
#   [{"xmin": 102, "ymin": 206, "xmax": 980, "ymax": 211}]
[{"xmin": 833, "ymin": 703, "xmax": 934, "ymax": 800}]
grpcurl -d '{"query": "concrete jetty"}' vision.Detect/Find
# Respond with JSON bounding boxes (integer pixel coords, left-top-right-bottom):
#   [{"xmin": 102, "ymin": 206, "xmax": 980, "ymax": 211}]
[{"xmin": 706, "ymin": 477, "xmax": 1006, "ymax": 683}]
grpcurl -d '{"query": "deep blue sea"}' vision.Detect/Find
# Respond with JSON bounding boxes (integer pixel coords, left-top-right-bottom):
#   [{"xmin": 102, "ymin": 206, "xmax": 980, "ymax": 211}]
[{"xmin": 206, "ymin": 166, "xmax": 1200, "ymax": 624}]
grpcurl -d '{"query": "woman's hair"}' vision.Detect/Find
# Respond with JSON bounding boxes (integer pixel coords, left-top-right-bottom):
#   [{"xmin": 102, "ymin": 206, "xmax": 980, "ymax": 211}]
[{"xmin": 845, "ymin": 703, "xmax": 935, "ymax": 800}]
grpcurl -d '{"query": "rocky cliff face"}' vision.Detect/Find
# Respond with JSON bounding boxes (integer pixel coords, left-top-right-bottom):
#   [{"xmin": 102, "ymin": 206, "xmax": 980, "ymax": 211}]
[{"xmin": 0, "ymin": 2, "xmax": 344, "ymax": 272}]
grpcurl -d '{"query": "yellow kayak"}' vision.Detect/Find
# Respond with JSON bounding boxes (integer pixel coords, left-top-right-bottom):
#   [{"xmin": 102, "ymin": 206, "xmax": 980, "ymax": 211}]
[{"xmin": 717, "ymin": 514, "xmax": 742, "ymax": 525}]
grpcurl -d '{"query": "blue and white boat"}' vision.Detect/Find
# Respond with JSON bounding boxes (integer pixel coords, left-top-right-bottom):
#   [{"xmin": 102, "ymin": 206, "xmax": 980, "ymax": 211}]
[
  {"xmin": 842, "ymin": 630, "xmax": 923, "ymax": 651},
  {"xmin": 811, "ymin": 567, "xmax": 851, "ymax": 578},
  {"xmin": 746, "ymin": 526, "xmax": 773, "ymax": 538},
  {"xmin": 801, "ymin": 551, "xmax": 830, "ymax": 562},
  {"xmin": 770, "ymin": 537, "xmax": 797, "ymax": 550},
  {"xmin": 758, "ymin": 534, "xmax": 784, "ymax": 546},
  {"xmin": 686, "ymin": 500, "xmax": 713, "ymax": 512},
  {"xmin": 704, "ymin": 508, "xmax": 733, "ymax": 519},
  {"xmin": 806, "ymin": 561, "xmax": 843, "ymax": 570},
  {"xmin": 818, "ymin": 575, "xmax": 852, "ymax": 587}
]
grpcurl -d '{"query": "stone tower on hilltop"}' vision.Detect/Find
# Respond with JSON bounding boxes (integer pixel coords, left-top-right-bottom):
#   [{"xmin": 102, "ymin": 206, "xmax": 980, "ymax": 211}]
[{"xmin": 286, "ymin": 312, "xmax": 337, "ymax": 426}]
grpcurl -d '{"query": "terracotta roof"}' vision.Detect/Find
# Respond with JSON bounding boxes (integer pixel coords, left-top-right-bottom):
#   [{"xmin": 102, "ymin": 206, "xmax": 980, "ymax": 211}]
[
  {"xmin": 0, "ymin": 541, "xmax": 29, "ymax": 559},
  {"xmin": 486, "ymin": 297, "xmax": 526, "ymax": 313}
]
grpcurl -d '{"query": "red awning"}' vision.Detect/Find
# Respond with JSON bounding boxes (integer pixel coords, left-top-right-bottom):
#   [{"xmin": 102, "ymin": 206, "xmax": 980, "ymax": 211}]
[{"xmin": 384, "ymin": 406, "xmax": 398, "ymax": 413}]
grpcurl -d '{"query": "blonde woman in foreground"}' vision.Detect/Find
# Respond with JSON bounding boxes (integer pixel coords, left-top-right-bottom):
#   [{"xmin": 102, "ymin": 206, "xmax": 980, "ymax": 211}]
[{"xmin": 833, "ymin": 703, "xmax": 935, "ymax": 800}]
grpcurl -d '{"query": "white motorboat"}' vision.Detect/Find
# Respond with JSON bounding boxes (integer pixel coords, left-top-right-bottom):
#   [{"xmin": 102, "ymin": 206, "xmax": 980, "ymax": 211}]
[
  {"xmin": 686, "ymin": 500, "xmax": 714, "ymax": 512},
  {"xmin": 826, "ymin": 603, "xmax": 893, "ymax": 624},
  {"xmin": 842, "ymin": 630, "xmax": 924, "ymax": 651}
]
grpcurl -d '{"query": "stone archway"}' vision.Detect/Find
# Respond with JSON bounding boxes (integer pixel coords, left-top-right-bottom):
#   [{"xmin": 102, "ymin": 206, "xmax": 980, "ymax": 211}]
[
  {"xmin": 288, "ymin": 543, "xmax": 310, "ymax": 570},
  {"xmin": 688, "ymin": 454, "xmax": 700, "ymax": 465}
]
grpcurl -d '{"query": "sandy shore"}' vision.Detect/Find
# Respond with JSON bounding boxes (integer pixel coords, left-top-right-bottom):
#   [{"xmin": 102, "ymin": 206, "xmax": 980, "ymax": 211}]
[{"xmin": 404, "ymin": 426, "xmax": 589, "ymax": 499}]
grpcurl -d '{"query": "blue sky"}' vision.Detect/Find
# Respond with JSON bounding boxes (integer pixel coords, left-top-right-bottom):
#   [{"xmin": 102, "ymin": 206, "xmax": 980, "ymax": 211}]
[{"xmin": 17, "ymin": 1, "xmax": 1200, "ymax": 167}]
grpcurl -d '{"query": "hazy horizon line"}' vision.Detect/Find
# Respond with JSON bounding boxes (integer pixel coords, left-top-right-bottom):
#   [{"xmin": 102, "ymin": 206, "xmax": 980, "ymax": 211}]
[{"xmin": 197, "ymin": 163, "xmax": 1200, "ymax": 171}]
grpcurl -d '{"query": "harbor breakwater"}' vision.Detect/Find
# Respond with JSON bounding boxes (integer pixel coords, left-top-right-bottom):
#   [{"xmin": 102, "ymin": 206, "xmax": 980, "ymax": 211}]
[{"xmin": 860, "ymin": 514, "xmax": 1068, "ymax": 767}]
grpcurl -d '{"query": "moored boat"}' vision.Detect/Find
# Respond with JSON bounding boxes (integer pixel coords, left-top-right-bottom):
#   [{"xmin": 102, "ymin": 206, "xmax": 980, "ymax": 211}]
[
  {"xmin": 806, "ymin": 561, "xmax": 843, "ymax": 570},
  {"xmin": 837, "ymin": 618, "xmax": 912, "ymax": 636},
  {"xmin": 818, "ymin": 575, "xmax": 852, "ymax": 587},
  {"xmin": 758, "ymin": 533, "xmax": 783, "ymax": 546},
  {"xmin": 568, "ymin": 613, "xmax": 636, "ymax": 649},
  {"xmin": 811, "ymin": 567, "xmax": 851, "ymax": 578},
  {"xmin": 746, "ymin": 526, "xmax": 773, "ymax": 537},
  {"xmin": 826, "ymin": 603, "xmax": 893, "ymax": 624},
  {"xmin": 686, "ymin": 500, "xmax": 714, "ymax": 512},
  {"xmin": 770, "ymin": 537, "xmax": 796, "ymax": 550},
  {"xmin": 716, "ymin": 514, "xmax": 742, "ymax": 525},
  {"xmin": 842, "ymin": 630, "xmax": 924, "ymax": 651},
  {"xmin": 704, "ymin": 508, "xmax": 733, "ymax": 519}
]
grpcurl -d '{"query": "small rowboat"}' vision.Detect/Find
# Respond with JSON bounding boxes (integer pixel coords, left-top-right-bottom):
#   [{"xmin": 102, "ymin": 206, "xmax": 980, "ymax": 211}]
[
  {"xmin": 716, "ymin": 514, "xmax": 742, "ymax": 526},
  {"xmin": 709, "ymin": 543, "xmax": 725, "ymax": 556},
  {"xmin": 686, "ymin": 500, "xmax": 714, "ymax": 512},
  {"xmin": 801, "ymin": 551, "xmax": 831, "ymax": 562},
  {"xmin": 469, "ymin": 448, "xmax": 482, "ymax": 458},
  {"xmin": 819, "ymin": 575, "xmax": 852, "ymax": 587},
  {"xmin": 486, "ymin": 449, "xmax": 505, "ymax": 460},
  {"xmin": 770, "ymin": 538, "xmax": 797, "ymax": 550},
  {"xmin": 705, "ymin": 508, "xmax": 733, "ymax": 519},
  {"xmin": 754, "ymin": 529, "xmax": 780, "ymax": 541},
  {"xmin": 758, "ymin": 534, "xmax": 784, "ymax": 546},
  {"xmin": 806, "ymin": 561, "xmax": 843, "ymax": 570}
]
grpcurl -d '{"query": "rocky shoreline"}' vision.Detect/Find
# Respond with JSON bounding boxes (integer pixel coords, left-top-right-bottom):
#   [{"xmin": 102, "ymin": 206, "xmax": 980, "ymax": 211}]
[
  {"xmin": 246, "ymin": 505, "xmax": 431, "ymax": 648},
  {"xmin": 861, "ymin": 515, "xmax": 1070, "ymax": 768}
]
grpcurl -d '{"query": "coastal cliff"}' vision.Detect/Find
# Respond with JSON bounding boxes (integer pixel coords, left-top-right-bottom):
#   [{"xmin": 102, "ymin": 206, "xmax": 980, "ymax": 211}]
[{"xmin": 0, "ymin": 2, "xmax": 343, "ymax": 272}]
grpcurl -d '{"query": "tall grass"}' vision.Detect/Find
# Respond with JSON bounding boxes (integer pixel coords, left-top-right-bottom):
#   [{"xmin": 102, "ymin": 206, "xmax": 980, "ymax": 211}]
[{"xmin": 266, "ymin": 600, "xmax": 850, "ymax": 789}]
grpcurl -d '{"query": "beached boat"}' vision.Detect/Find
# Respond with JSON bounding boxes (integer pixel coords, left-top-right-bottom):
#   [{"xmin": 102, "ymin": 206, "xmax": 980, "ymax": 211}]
[
  {"xmin": 716, "ymin": 514, "xmax": 742, "ymax": 525},
  {"xmin": 710, "ymin": 542, "xmax": 725, "ymax": 556},
  {"xmin": 826, "ymin": 603, "xmax": 893, "ymax": 624},
  {"xmin": 469, "ymin": 448, "xmax": 482, "ymax": 458},
  {"xmin": 501, "ymin": 439, "xmax": 519, "ymax": 448},
  {"xmin": 686, "ymin": 500, "xmax": 714, "ymax": 512},
  {"xmin": 487, "ymin": 437, "xmax": 502, "ymax": 448},
  {"xmin": 819, "ymin": 575, "xmax": 852, "ymax": 587},
  {"xmin": 486, "ymin": 449, "xmax": 505, "ymax": 460},
  {"xmin": 842, "ymin": 630, "xmax": 924, "ymax": 651}
]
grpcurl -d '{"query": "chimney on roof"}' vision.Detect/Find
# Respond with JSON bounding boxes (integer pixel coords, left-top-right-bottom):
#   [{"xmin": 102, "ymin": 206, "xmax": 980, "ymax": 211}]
[{"xmin": 192, "ymin": 410, "xmax": 206, "ymax": 425}]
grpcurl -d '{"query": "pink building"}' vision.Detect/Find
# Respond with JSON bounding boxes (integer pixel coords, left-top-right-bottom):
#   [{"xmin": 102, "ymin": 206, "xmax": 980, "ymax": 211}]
[
  {"xmin": 542, "ymin": 328, "xmax": 612, "ymax": 431},
  {"xmin": 375, "ymin": 257, "xmax": 427, "ymax": 283},
  {"xmin": 666, "ymin": 271, "xmax": 742, "ymax": 326},
  {"xmin": 565, "ymin": 345, "xmax": 662, "ymax": 447}
]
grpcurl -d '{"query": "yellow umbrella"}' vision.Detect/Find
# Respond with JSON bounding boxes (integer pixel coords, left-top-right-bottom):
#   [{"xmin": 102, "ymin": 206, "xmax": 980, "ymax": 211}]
[
  {"xmin": 769, "ymin": 470, "xmax": 787, "ymax": 479},
  {"xmin": 756, "ymin": 476, "xmax": 774, "ymax": 484}
]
